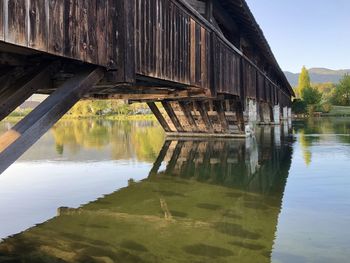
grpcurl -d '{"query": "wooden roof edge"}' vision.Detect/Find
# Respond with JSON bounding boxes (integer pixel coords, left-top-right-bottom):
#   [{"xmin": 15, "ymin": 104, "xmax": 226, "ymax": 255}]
[{"xmin": 232, "ymin": 0, "xmax": 294, "ymax": 96}]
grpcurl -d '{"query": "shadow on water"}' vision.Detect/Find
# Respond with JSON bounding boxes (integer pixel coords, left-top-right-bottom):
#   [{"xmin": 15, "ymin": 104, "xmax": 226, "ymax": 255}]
[{"xmin": 0, "ymin": 122, "xmax": 294, "ymax": 263}]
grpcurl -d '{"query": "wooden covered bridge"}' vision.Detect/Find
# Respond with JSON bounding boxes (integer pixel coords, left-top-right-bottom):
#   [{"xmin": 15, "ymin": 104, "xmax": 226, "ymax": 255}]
[{"xmin": 0, "ymin": 0, "xmax": 294, "ymax": 174}]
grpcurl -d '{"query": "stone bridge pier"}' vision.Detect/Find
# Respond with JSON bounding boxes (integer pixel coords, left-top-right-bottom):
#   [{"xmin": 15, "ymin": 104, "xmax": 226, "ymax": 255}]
[{"xmin": 244, "ymin": 99, "xmax": 291, "ymax": 126}]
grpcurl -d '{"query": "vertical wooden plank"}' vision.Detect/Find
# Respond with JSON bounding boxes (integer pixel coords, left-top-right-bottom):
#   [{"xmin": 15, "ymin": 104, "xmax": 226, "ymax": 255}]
[
  {"xmin": 210, "ymin": 33, "xmax": 218, "ymax": 96},
  {"xmin": 195, "ymin": 23, "xmax": 200, "ymax": 86},
  {"xmin": 107, "ymin": 0, "xmax": 135, "ymax": 83},
  {"xmin": 49, "ymin": 0, "xmax": 64, "ymax": 55},
  {"xmin": 164, "ymin": 0, "xmax": 168, "ymax": 79},
  {"xmin": 0, "ymin": 1, "xmax": 4, "ymax": 41},
  {"xmin": 77, "ymin": 0, "xmax": 88, "ymax": 61},
  {"xmin": 184, "ymin": 16, "xmax": 189, "ymax": 83},
  {"xmin": 107, "ymin": 0, "xmax": 118, "ymax": 69},
  {"xmin": 149, "ymin": 0, "xmax": 154, "ymax": 75},
  {"xmin": 155, "ymin": 0, "xmax": 160, "ymax": 77},
  {"xmin": 201, "ymin": 27, "xmax": 207, "ymax": 89},
  {"xmin": 120, "ymin": 0, "xmax": 135, "ymax": 82},
  {"xmin": 64, "ymin": 0, "xmax": 78, "ymax": 59},
  {"xmin": 135, "ymin": 0, "xmax": 141, "ymax": 73},
  {"xmin": 169, "ymin": 1, "xmax": 173, "ymax": 80},
  {"xmin": 86, "ymin": 0, "xmax": 98, "ymax": 63},
  {"xmin": 140, "ymin": 0, "xmax": 145, "ymax": 74},
  {"xmin": 28, "ymin": 0, "xmax": 48, "ymax": 51},
  {"xmin": 173, "ymin": 6, "xmax": 178, "ymax": 81},
  {"xmin": 6, "ymin": 0, "xmax": 27, "ymax": 46},
  {"xmin": 190, "ymin": 18, "xmax": 196, "ymax": 85}
]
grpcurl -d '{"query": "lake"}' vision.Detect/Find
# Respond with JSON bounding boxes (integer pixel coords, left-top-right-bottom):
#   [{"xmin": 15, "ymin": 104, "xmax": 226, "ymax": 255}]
[{"xmin": 0, "ymin": 118, "xmax": 349, "ymax": 263}]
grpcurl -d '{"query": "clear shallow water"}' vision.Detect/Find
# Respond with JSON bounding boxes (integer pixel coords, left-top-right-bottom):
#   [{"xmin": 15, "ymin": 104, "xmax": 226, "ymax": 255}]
[{"xmin": 0, "ymin": 118, "xmax": 349, "ymax": 263}]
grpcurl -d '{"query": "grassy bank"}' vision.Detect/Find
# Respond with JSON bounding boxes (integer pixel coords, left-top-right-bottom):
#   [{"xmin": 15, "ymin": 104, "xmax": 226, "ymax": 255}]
[
  {"xmin": 3, "ymin": 113, "xmax": 156, "ymax": 122},
  {"xmin": 323, "ymin": 106, "xmax": 350, "ymax": 117},
  {"xmin": 61, "ymin": 113, "xmax": 156, "ymax": 121}
]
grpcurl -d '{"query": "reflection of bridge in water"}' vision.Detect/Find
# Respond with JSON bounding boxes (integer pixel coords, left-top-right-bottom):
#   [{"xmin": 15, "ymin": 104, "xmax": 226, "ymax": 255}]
[
  {"xmin": 0, "ymin": 126, "xmax": 293, "ymax": 263},
  {"xmin": 150, "ymin": 124, "xmax": 293, "ymax": 194}
]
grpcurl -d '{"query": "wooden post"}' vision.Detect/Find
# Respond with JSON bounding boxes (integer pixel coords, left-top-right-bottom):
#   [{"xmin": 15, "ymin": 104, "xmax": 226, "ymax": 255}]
[
  {"xmin": 147, "ymin": 102, "xmax": 172, "ymax": 132},
  {"xmin": 162, "ymin": 101, "xmax": 185, "ymax": 132},
  {"xmin": 195, "ymin": 101, "xmax": 214, "ymax": 133},
  {"xmin": 269, "ymin": 104, "xmax": 274, "ymax": 123},
  {"xmin": 234, "ymin": 100, "xmax": 245, "ymax": 133},
  {"xmin": 258, "ymin": 102, "xmax": 264, "ymax": 123},
  {"xmin": 214, "ymin": 100, "xmax": 229, "ymax": 133},
  {"xmin": 0, "ymin": 64, "xmax": 55, "ymax": 122},
  {"xmin": 0, "ymin": 67, "xmax": 105, "ymax": 175},
  {"xmin": 179, "ymin": 101, "xmax": 199, "ymax": 132}
]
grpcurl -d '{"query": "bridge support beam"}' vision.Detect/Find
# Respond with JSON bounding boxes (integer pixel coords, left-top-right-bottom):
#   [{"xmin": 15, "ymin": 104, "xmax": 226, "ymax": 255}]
[
  {"xmin": 281, "ymin": 106, "xmax": 292, "ymax": 121},
  {"xmin": 258, "ymin": 102, "xmax": 273, "ymax": 125},
  {"xmin": 0, "ymin": 67, "xmax": 105, "ymax": 175},
  {"xmin": 273, "ymin": 104, "xmax": 281, "ymax": 125},
  {"xmin": 148, "ymin": 98, "xmax": 247, "ymax": 138},
  {"xmin": 0, "ymin": 64, "xmax": 56, "ymax": 122}
]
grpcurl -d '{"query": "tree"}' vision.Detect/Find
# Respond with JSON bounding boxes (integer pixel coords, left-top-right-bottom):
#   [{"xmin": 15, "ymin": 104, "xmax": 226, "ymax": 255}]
[
  {"xmin": 297, "ymin": 66, "xmax": 311, "ymax": 98},
  {"xmin": 331, "ymin": 74, "xmax": 350, "ymax": 106},
  {"xmin": 301, "ymin": 86, "xmax": 322, "ymax": 105},
  {"xmin": 292, "ymin": 99, "xmax": 307, "ymax": 114},
  {"xmin": 311, "ymin": 82, "xmax": 335, "ymax": 103}
]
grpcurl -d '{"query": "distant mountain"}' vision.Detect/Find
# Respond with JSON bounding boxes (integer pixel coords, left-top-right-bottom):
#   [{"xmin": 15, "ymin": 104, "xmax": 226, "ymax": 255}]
[{"xmin": 284, "ymin": 68, "xmax": 350, "ymax": 87}]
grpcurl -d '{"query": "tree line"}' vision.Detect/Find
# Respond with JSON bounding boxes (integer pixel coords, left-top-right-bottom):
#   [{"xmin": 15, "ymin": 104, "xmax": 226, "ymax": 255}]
[{"xmin": 292, "ymin": 66, "xmax": 350, "ymax": 115}]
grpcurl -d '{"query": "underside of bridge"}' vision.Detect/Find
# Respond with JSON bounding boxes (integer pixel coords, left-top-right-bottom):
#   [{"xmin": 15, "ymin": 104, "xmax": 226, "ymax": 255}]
[{"xmin": 0, "ymin": 0, "xmax": 294, "ymax": 174}]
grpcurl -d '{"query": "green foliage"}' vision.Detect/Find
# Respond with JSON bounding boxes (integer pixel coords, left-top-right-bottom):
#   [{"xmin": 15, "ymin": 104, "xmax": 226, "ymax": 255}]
[
  {"xmin": 301, "ymin": 86, "xmax": 322, "ymax": 105},
  {"xmin": 297, "ymin": 66, "xmax": 311, "ymax": 97},
  {"xmin": 320, "ymin": 103, "xmax": 333, "ymax": 113},
  {"xmin": 331, "ymin": 74, "xmax": 350, "ymax": 106},
  {"xmin": 292, "ymin": 99, "xmax": 307, "ymax": 114},
  {"xmin": 68, "ymin": 100, "xmax": 150, "ymax": 117},
  {"xmin": 311, "ymin": 82, "xmax": 335, "ymax": 103},
  {"xmin": 307, "ymin": 104, "xmax": 317, "ymax": 116}
]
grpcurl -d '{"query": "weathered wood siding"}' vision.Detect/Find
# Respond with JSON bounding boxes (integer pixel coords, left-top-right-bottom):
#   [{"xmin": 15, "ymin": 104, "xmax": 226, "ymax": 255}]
[
  {"xmin": 0, "ymin": 0, "xmax": 291, "ymax": 106},
  {"xmin": 0, "ymin": 1, "xmax": 3, "ymax": 41},
  {"xmin": 135, "ymin": 0, "xmax": 211, "ymax": 89},
  {"xmin": 0, "ymin": 0, "xmax": 135, "ymax": 82},
  {"xmin": 244, "ymin": 61, "xmax": 257, "ymax": 99},
  {"xmin": 213, "ymin": 35, "xmax": 241, "ymax": 96}
]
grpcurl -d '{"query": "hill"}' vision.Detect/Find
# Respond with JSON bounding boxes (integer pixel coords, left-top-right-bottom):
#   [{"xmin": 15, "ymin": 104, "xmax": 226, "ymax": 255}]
[{"xmin": 284, "ymin": 68, "xmax": 350, "ymax": 87}]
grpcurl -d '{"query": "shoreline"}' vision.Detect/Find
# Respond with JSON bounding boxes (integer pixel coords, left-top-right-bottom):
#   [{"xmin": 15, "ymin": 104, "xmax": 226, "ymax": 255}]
[{"xmin": 3, "ymin": 114, "xmax": 157, "ymax": 122}]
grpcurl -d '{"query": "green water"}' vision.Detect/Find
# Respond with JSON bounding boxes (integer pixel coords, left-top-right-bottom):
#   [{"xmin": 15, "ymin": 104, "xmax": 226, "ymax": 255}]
[{"xmin": 0, "ymin": 118, "xmax": 349, "ymax": 262}]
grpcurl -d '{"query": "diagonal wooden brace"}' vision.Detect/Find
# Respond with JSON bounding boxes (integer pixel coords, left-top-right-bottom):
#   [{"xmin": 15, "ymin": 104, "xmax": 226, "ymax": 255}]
[{"xmin": 0, "ymin": 66, "xmax": 105, "ymax": 175}]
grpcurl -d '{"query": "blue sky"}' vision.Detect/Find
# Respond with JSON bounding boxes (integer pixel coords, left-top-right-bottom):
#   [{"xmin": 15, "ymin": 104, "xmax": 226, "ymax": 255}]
[{"xmin": 245, "ymin": 0, "xmax": 350, "ymax": 73}]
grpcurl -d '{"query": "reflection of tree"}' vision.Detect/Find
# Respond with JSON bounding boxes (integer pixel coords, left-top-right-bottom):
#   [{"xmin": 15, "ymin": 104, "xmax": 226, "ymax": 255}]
[
  {"xmin": 73, "ymin": 120, "xmax": 110, "ymax": 149},
  {"xmin": 131, "ymin": 124, "xmax": 164, "ymax": 162},
  {"xmin": 299, "ymin": 130, "xmax": 312, "ymax": 166},
  {"xmin": 295, "ymin": 118, "xmax": 350, "ymax": 166},
  {"xmin": 51, "ymin": 119, "xmax": 164, "ymax": 162}
]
